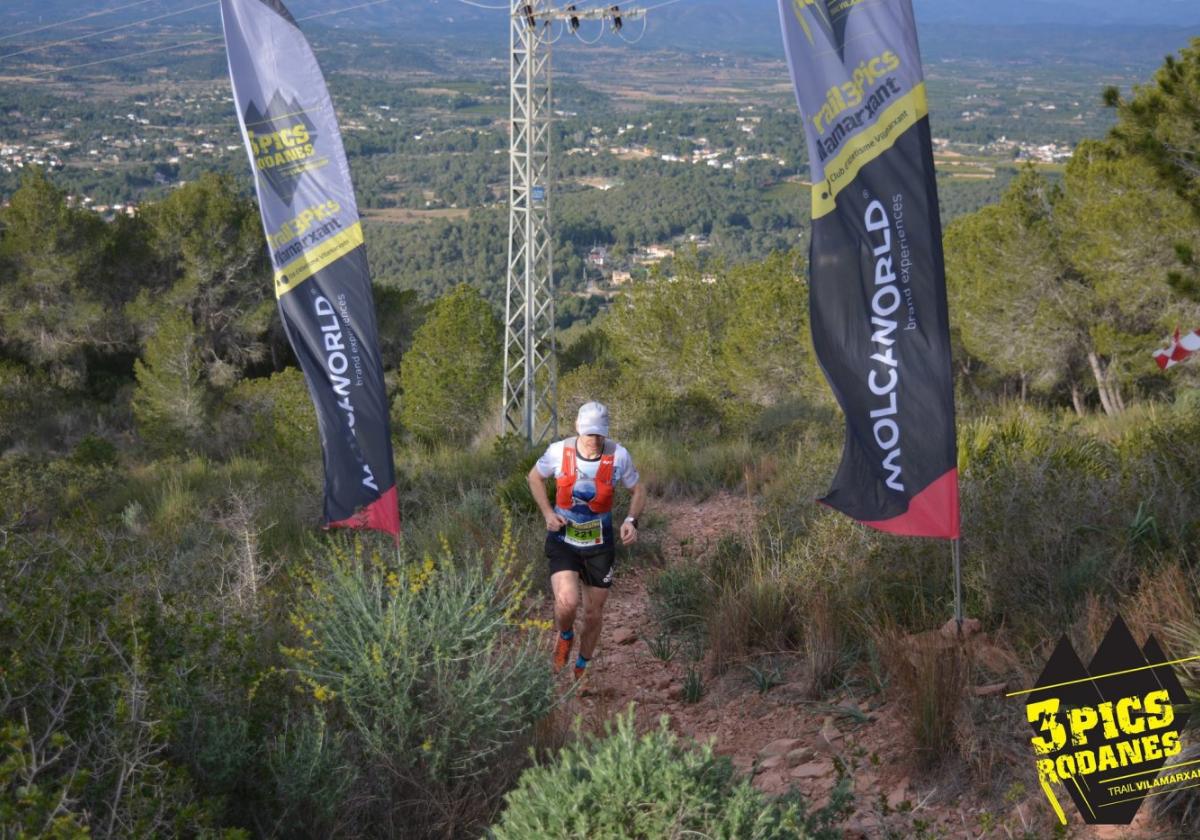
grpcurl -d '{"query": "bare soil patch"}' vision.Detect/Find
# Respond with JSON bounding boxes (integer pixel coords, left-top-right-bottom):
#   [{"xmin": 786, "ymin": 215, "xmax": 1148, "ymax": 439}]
[{"xmin": 362, "ymin": 207, "xmax": 470, "ymax": 224}]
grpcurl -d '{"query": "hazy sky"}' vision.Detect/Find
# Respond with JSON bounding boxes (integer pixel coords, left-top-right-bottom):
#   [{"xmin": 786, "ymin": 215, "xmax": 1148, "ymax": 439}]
[{"xmin": 6, "ymin": 1, "xmax": 1198, "ymax": 33}]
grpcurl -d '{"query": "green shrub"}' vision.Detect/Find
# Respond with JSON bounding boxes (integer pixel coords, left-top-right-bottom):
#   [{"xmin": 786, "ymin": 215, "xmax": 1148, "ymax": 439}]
[
  {"xmin": 282, "ymin": 528, "xmax": 555, "ymax": 837},
  {"xmin": 221, "ymin": 367, "xmax": 320, "ymax": 465},
  {"xmin": 746, "ymin": 659, "xmax": 783, "ymax": 694},
  {"xmin": 748, "ymin": 405, "xmax": 1200, "ymax": 655},
  {"xmin": 492, "ymin": 434, "xmax": 542, "ymax": 515},
  {"xmin": 264, "ymin": 710, "xmax": 357, "ymax": 836},
  {"xmin": 645, "ymin": 629, "xmax": 679, "ymax": 662},
  {"xmin": 73, "ymin": 434, "xmax": 118, "ymax": 467},
  {"xmin": 0, "ymin": 452, "xmax": 124, "ymax": 529},
  {"xmin": 631, "ymin": 435, "xmax": 758, "ymax": 498},
  {"xmin": 706, "ymin": 534, "xmax": 749, "ymax": 591},
  {"xmin": 706, "ymin": 529, "xmax": 815, "ymax": 676},
  {"xmin": 0, "ymin": 722, "xmax": 89, "ymax": 839},
  {"xmin": 958, "ymin": 408, "xmax": 1189, "ymax": 638},
  {"xmin": 640, "ymin": 389, "xmax": 726, "ymax": 437},
  {"xmin": 132, "ymin": 310, "xmax": 210, "ymax": 455},
  {"xmin": 398, "ymin": 284, "xmax": 501, "ymax": 444},
  {"xmin": 0, "ymin": 361, "xmax": 59, "ymax": 451},
  {"xmin": 600, "ymin": 251, "xmax": 819, "ymax": 436},
  {"xmin": 557, "ymin": 360, "xmax": 623, "ymax": 426},
  {"xmin": 0, "ymin": 529, "xmax": 236, "ymax": 838},
  {"xmin": 648, "ymin": 565, "xmax": 708, "ymax": 635},
  {"xmin": 491, "ymin": 710, "xmax": 852, "ymax": 839}
]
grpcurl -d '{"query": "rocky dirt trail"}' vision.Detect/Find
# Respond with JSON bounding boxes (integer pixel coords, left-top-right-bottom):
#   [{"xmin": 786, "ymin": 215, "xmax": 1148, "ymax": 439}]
[{"xmin": 544, "ymin": 492, "xmax": 1166, "ymax": 839}]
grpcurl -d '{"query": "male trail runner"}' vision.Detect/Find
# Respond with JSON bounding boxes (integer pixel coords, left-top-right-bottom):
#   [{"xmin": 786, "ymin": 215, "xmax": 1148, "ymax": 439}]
[{"xmin": 527, "ymin": 401, "xmax": 647, "ymax": 682}]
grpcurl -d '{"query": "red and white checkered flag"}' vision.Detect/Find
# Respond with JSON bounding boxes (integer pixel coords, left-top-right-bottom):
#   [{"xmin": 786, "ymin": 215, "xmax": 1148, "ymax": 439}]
[{"xmin": 1154, "ymin": 327, "xmax": 1200, "ymax": 370}]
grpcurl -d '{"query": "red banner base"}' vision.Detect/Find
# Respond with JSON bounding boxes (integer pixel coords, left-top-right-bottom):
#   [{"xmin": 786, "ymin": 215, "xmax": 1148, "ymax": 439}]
[
  {"xmin": 327, "ymin": 484, "xmax": 401, "ymax": 542},
  {"xmin": 861, "ymin": 469, "xmax": 960, "ymax": 539}
]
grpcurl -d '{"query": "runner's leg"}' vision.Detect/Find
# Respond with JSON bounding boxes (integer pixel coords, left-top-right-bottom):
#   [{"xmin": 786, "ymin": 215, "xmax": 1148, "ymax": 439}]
[
  {"xmin": 578, "ymin": 585, "xmax": 609, "ymax": 660},
  {"xmin": 551, "ymin": 570, "xmax": 581, "ymax": 634}
]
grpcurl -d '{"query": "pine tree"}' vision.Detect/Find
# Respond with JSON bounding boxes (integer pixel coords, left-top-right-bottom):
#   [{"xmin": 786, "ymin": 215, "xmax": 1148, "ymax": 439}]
[
  {"xmin": 0, "ymin": 168, "xmax": 110, "ymax": 387},
  {"xmin": 1105, "ymin": 38, "xmax": 1200, "ymax": 298},
  {"xmin": 132, "ymin": 174, "xmax": 273, "ymax": 387},
  {"xmin": 398, "ymin": 285, "xmax": 501, "ymax": 444},
  {"xmin": 133, "ymin": 311, "xmax": 208, "ymax": 453}
]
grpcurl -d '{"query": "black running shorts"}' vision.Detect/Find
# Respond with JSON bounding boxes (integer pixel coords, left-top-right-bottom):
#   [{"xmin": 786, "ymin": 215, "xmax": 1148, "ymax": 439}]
[{"xmin": 545, "ymin": 534, "xmax": 616, "ymax": 589}]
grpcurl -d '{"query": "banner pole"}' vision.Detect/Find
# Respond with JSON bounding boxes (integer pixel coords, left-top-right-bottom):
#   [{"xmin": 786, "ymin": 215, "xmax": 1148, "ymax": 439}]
[{"xmin": 952, "ymin": 537, "xmax": 963, "ymax": 635}]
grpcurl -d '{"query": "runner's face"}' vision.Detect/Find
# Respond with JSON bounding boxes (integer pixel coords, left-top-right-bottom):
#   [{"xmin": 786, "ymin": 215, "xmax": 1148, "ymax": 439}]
[{"xmin": 578, "ymin": 433, "xmax": 604, "ymax": 457}]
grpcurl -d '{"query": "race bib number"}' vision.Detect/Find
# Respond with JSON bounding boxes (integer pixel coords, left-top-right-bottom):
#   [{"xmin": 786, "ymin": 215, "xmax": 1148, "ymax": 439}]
[{"xmin": 564, "ymin": 518, "xmax": 604, "ymax": 548}]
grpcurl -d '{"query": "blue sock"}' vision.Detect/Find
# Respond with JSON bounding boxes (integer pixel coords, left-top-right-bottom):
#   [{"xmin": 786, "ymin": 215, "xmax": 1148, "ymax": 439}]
[
  {"xmin": 576, "ymin": 655, "xmax": 589, "ymax": 670},
  {"xmin": 560, "ymin": 629, "xmax": 574, "ymax": 641}
]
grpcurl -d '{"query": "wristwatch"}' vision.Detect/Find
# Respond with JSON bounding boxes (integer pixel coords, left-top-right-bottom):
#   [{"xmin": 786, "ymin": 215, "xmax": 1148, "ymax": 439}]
[{"xmin": 624, "ymin": 516, "xmax": 639, "ymax": 529}]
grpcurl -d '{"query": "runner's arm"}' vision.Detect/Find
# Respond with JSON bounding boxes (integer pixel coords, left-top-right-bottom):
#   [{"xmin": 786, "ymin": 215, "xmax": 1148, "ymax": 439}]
[
  {"xmin": 628, "ymin": 481, "xmax": 647, "ymax": 522},
  {"xmin": 620, "ymin": 481, "xmax": 647, "ymax": 545},
  {"xmin": 528, "ymin": 465, "xmax": 568, "ymax": 531}
]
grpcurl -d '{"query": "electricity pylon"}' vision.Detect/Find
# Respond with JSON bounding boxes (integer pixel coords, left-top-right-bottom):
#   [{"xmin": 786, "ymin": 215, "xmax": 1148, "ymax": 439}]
[{"xmin": 503, "ymin": 2, "xmax": 645, "ymax": 445}]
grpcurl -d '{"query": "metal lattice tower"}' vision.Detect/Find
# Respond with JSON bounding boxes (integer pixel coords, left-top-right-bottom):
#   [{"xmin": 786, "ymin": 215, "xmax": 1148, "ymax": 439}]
[
  {"xmin": 504, "ymin": 1, "xmax": 556, "ymax": 445},
  {"xmin": 503, "ymin": 2, "xmax": 645, "ymax": 445}
]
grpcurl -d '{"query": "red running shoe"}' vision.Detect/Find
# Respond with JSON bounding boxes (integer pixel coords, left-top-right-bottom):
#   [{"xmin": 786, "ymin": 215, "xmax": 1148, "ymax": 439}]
[{"xmin": 553, "ymin": 634, "xmax": 573, "ymax": 671}]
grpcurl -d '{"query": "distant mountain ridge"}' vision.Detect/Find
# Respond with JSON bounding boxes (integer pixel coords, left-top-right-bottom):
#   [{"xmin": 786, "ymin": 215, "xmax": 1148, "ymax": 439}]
[
  {"xmin": 0, "ymin": 0, "xmax": 1194, "ymax": 61},
  {"xmin": 914, "ymin": 0, "xmax": 1198, "ymax": 26},
  {"xmin": 4, "ymin": 0, "xmax": 1197, "ymax": 35}
]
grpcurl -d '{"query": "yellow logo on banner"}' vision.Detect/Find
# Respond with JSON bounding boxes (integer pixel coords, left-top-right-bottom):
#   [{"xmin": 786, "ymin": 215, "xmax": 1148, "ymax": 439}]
[
  {"xmin": 791, "ymin": 0, "xmax": 831, "ymax": 46},
  {"xmin": 811, "ymin": 83, "xmax": 928, "ymax": 219},
  {"xmin": 274, "ymin": 221, "xmax": 363, "ymax": 299}
]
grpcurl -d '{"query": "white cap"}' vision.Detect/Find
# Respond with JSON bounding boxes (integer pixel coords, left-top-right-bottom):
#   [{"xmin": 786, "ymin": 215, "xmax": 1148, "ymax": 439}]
[{"xmin": 576, "ymin": 401, "xmax": 610, "ymax": 437}]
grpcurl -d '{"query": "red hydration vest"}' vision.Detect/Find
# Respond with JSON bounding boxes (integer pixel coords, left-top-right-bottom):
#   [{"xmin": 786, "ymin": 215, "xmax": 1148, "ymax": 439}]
[{"xmin": 555, "ymin": 438, "xmax": 616, "ymax": 513}]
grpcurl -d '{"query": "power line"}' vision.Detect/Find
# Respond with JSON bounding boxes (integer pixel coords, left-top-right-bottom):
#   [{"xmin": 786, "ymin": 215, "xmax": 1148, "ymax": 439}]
[
  {"xmin": 452, "ymin": 0, "xmax": 509, "ymax": 9},
  {"xmin": 27, "ymin": 0, "xmax": 398, "ymax": 79},
  {"xmin": 0, "ymin": 1, "xmax": 219, "ymax": 63},
  {"xmin": 27, "ymin": 33, "xmax": 221, "ymax": 77},
  {"xmin": 22, "ymin": 0, "xmax": 678, "ymax": 81},
  {"xmin": 572, "ymin": 20, "xmax": 608, "ymax": 45},
  {"xmin": 298, "ymin": 0, "xmax": 399, "ymax": 23},
  {"xmin": 640, "ymin": 0, "xmax": 688, "ymax": 11},
  {"xmin": 0, "ymin": 0, "xmax": 162, "ymax": 44},
  {"xmin": 616, "ymin": 13, "xmax": 649, "ymax": 44},
  {"xmin": 3, "ymin": 0, "xmax": 677, "ymax": 71},
  {"xmin": 1, "ymin": 0, "xmax": 391, "ymax": 55}
]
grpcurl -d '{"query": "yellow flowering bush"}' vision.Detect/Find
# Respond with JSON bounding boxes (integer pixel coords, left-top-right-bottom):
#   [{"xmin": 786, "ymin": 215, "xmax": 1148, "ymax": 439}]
[{"xmin": 280, "ymin": 528, "xmax": 554, "ymax": 835}]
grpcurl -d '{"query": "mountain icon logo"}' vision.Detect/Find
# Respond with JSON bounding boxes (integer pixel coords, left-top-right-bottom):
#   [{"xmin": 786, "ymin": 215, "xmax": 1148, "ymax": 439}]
[{"xmin": 243, "ymin": 91, "xmax": 323, "ymax": 206}]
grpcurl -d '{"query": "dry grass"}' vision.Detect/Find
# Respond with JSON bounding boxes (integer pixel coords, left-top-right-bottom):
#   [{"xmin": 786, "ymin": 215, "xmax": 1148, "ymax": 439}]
[
  {"xmin": 703, "ymin": 532, "xmax": 805, "ymax": 676},
  {"xmin": 957, "ymin": 633, "xmax": 1035, "ymax": 791},
  {"xmin": 740, "ymin": 453, "xmax": 779, "ymax": 497},
  {"xmin": 1070, "ymin": 560, "xmax": 1199, "ymax": 656},
  {"xmin": 803, "ymin": 597, "xmax": 843, "ymax": 696},
  {"xmin": 530, "ymin": 701, "xmax": 575, "ymax": 761},
  {"xmin": 879, "ymin": 627, "xmax": 974, "ymax": 771},
  {"xmin": 1125, "ymin": 561, "xmax": 1200, "ymax": 644}
]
